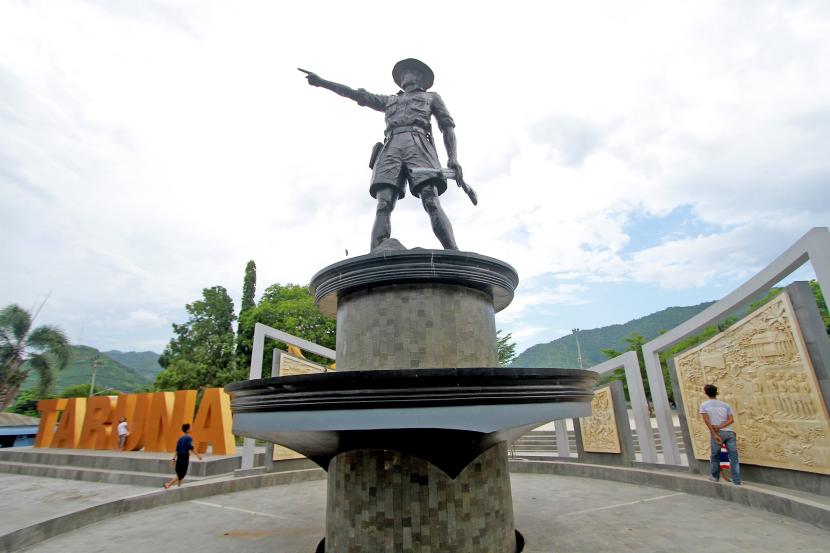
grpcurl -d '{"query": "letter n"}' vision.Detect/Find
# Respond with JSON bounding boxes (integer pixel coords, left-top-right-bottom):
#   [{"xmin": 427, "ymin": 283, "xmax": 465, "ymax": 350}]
[
  {"xmin": 165, "ymin": 390, "xmax": 197, "ymax": 452},
  {"xmin": 143, "ymin": 392, "xmax": 176, "ymax": 452}
]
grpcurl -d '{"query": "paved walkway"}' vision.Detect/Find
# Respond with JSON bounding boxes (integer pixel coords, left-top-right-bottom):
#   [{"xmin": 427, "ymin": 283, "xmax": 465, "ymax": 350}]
[
  {"xmin": 11, "ymin": 473, "xmax": 830, "ymax": 553},
  {"xmin": 0, "ymin": 474, "xmax": 146, "ymax": 536}
]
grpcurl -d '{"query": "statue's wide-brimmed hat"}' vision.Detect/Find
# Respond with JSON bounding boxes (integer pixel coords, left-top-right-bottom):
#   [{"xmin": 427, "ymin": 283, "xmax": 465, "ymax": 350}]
[{"xmin": 392, "ymin": 58, "xmax": 434, "ymax": 89}]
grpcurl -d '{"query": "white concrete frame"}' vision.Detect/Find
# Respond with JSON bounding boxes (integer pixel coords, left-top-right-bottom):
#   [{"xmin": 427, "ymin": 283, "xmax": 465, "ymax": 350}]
[
  {"xmin": 582, "ymin": 351, "xmax": 657, "ymax": 463},
  {"xmin": 642, "ymin": 227, "xmax": 830, "ymax": 466},
  {"xmin": 240, "ymin": 323, "xmax": 336, "ymax": 470},
  {"xmin": 553, "ymin": 419, "xmax": 571, "ymax": 457}
]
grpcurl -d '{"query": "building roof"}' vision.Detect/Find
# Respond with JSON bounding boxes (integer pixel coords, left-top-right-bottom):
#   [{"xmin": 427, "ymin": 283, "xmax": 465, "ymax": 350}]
[{"xmin": 0, "ymin": 412, "xmax": 41, "ymax": 427}]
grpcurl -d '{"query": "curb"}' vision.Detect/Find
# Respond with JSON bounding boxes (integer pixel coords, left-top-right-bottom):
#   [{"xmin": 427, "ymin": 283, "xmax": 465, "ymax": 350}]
[
  {"xmin": 508, "ymin": 460, "xmax": 830, "ymax": 531},
  {"xmin": 0, "ymin": 468, "xmax": 326, "ymax": 553}
]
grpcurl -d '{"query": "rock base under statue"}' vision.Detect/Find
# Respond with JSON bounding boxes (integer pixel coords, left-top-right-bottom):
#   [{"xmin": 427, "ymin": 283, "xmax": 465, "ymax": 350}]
[{"xmin": 325, "ymin": 444, "xmax": 516, "ymax": 553}]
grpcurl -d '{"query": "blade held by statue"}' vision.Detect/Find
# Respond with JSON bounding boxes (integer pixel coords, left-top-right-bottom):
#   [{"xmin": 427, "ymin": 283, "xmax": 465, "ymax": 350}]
[{"xmin": 408, "ymin": 167, "xmax": 478, "ymax": 206}]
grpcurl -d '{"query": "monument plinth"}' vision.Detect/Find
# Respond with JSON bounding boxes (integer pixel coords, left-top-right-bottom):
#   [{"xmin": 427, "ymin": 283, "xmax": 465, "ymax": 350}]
[
  {"xmin": 312, "ymin": 249, "xmax": 516, "ymax": 370},
  {"xmin": 227, "ymin": 249, "xmax": 597, "ymax": 552}
]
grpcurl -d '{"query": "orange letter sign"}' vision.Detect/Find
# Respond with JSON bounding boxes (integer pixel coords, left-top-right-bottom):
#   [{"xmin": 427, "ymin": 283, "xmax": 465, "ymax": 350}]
[
  {"xmin": 117, "ymin": 393, "xmax": 154, "ymax": 451},
  {"xmin": 191, "ymin": 388, "xmax": 235, "ymax": 455},
  {"xmin": 34, "ymin": 398, "xmax": 68, "ymax": 448},
  {"xmin": 51, "ymin": 397, "xmax": 87, "ymax": 448},
  {"xmin": 78, "ymin": 396, "xmax": 117, "ymax": 449},
  {"xmin": 143, "ymin": 392, "xmax": 176, "ymax": 452},
  {"xmin": 166, "ymin": 390, "xmax": 197, "ymax": 451}
]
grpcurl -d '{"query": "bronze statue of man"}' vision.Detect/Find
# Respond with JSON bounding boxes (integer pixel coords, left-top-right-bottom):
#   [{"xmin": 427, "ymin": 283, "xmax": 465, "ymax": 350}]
[{"xmin": 301, "ymin": 59, "xmax": 470, "ymax": 251}]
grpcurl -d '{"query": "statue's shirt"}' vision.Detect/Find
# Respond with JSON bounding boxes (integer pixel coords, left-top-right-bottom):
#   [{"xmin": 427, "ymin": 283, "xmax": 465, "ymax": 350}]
[{"xmin": 354, "ymin": 89, "xmax": 455, "ymax": 133}]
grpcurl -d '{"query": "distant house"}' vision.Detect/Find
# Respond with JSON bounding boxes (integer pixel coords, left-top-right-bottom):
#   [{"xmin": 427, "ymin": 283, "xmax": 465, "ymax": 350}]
[{"xmin": 0, "ymin": 413, "xmax": 40, "ymax": 447}]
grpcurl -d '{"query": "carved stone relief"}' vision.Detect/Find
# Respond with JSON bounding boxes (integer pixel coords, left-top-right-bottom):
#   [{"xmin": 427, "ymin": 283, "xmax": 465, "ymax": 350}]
[
  {"xmin": 579, "ymin": 385, "xmax": 621, "ymax": 454},
  {"xmin": 279, "ymin": 352, "xmax": 331, "ymax": 376},
  {"xmin": 674, "ymin": 292, "xmax": 830, "ymax": 475}
]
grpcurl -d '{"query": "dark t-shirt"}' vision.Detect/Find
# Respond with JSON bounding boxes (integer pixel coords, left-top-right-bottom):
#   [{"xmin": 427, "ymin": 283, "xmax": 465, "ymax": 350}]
[{"xmin": 175, "ymin": 434, "xmax": 194, "ymax": 456}]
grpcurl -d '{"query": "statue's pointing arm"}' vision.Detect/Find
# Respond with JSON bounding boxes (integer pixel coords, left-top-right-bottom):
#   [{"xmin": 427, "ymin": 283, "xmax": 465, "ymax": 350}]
[{"xmin": 302, "ymin": 70, "xmax": 387, "ymax": 112}]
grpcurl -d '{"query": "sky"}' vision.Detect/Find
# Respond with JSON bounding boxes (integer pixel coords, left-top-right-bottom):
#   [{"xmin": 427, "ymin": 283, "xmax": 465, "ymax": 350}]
[{"xmin": 1, "ymin": 0, "xmax": 829, "ymax": 358}]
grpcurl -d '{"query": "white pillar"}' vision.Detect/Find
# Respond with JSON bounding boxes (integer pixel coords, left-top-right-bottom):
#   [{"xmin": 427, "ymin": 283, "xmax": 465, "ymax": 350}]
[
  {"xmin": 554, "ymin": 419, "xmax": 570, "ymax": 457},
  {"xmin": 240, "ymin": 324, "xmax": 266, "ymax": 470}
]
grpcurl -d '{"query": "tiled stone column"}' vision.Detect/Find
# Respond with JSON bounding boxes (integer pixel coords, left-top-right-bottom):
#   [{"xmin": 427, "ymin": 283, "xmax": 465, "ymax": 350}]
[
  {"xmin": 335, "ymin": 283, "xmax": 497, "ymax": 371},
  {"xmin": 326, "ymin": 280, "xmax": 515, "ymax": 553},
  {"xmin": 326, "ymin": 444, "xmax": 515, "ymax": 553}
]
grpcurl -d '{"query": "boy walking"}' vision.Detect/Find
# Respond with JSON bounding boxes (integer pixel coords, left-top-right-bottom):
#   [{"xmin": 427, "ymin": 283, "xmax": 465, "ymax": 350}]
[
  {"xmin": 699, "ymin": 384, "xmax": 741, "ymax": 485},
  {"xmin": 164, "ymin": 423, "xmax": 202, "ymax": 489}
]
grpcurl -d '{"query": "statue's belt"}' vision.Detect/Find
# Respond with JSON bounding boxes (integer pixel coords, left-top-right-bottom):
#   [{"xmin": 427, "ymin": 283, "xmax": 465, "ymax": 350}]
[{"xmin": 386, "ymin": 125, "xmax": 430, "ymax": 136}]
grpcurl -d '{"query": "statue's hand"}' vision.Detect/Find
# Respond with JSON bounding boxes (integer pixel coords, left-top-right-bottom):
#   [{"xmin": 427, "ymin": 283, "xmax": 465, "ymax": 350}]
[
  {"xmin": 298, "ymin": 68, "xmax": 322, "ymax": 87},
  {"xmin": 448, "ymin": 158, "xmax": 464, "ymax": 184},
  {"xmin": 306, "ymin": 72, "xmax": 322, "ymax": 87}
]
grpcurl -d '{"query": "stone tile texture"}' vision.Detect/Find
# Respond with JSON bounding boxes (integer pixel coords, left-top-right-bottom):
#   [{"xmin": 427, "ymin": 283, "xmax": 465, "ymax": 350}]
[
  {"xmin": 335, "ymin": 283, "xmax": 497, "ymax": 370},
  {"xmin": 326, "ymin": 444, "xmax": 514, "ymax": 553}
]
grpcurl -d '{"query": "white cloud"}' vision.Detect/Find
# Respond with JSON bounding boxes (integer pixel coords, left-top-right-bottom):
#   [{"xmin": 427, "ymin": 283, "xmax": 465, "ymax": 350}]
[{"xmin": 1, "ymin": 1, "xmax": 829, "ymax": 353}]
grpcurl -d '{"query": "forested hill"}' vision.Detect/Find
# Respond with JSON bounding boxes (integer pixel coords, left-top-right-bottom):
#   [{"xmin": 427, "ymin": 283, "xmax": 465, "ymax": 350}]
[
  {"xmin": 511, "ymin": 301, "xmax": 715, "ymax": 369},
  {"xmin": 101, "ymin": 350, "xmax": 163, "ymax": 381},
  {"xmin": 24, "ymin": 345, "xmax": 157, "ymax": 394}
]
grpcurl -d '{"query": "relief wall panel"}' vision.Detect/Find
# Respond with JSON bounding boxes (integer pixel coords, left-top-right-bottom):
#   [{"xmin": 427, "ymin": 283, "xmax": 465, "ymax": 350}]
[
  {"xmin": 279, "ymin": 353, "xmax": 331, "ymax": 376},
  {"xmin": 674, "ymin": 292, "xmax": 830, "ymax": 475},
  {"xmin": 579, "ymin": 385, "xmax": 621, "ymax": 454}
]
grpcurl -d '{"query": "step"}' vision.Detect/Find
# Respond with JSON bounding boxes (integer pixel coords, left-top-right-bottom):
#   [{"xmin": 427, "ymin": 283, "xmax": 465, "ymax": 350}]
[
  {"xmin": 0, "ymin": 448, "xmax": 263, "ymax": 478},
  {"xmin": 0, "ymin": 460, "xmax": 212, "ymax": 488}
]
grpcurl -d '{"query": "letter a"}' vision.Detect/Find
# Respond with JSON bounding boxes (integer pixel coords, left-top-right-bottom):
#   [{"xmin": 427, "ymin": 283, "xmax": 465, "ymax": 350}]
[
  {"xmin": 191, "ymin": 388, "xmax": 235, "ymax": 455},
  {"xmin": 51, "ymin": 397, "xmax": 88, "ymax": 448}
]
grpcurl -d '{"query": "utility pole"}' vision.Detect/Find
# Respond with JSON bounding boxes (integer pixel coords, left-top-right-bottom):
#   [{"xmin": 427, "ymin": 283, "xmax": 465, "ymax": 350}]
[
  {"xmin": 572, "ymin": 328, "xmax": 584, "ymax": 369},
  {"xmin": 89, "ymin": 356, "xmax": 99, "ymax": 397}
]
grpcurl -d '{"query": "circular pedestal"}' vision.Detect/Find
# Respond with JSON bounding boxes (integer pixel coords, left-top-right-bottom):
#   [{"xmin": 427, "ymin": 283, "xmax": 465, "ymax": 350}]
[
  {"xmin": 326, "ymin": 444, "xmax": 515, "ymax": 553},
  {"xmin": 310, "ymin": 249, "xmax": 519, "ymax": 317}
]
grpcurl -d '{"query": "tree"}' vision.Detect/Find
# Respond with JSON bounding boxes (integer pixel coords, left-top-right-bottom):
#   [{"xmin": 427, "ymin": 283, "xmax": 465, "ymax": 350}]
[
  {"xmin": 155, "ymin": 286, "xmax": 237, "ymax": 390},
  {"xmin": 497, "ymin": 330, "xmax": 517, "ymax": 367},
  {"xmin": 598, "ymin": 333, "xmax": 649, "ymax": 402},
  {"xmin": 5, "ymin": 389, "xmax": 42, "ymax": 417},
  {"xmin": 0, "ymin": 304, "xmax": 70, "ymax": 411},
  {"xmin": 239, "ymin": 260, "xmax": 257, "ymax": 315},
  {"xmin": 810, "ymin": 280, "xmax": 829, "ymax": 336},
  {"xmin": 235, "ymin": 283, "xmax": 336, "ymax": 378},
  {"xmin": 236, "ymin": 260, "xmax": 257, "ymax": 361}
]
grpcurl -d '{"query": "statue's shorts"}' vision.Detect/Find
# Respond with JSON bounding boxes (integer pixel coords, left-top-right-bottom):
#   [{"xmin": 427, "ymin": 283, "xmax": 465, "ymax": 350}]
[{"xmin": 370, "ymin": 129, "xmax": 447, "ymax": 199}]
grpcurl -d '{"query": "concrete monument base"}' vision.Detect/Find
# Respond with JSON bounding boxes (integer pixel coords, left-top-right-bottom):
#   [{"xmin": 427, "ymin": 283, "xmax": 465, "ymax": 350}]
[
  {"xmin": 228, "ymin": 249, "xmax": 596, "ymax": 552},
  {"xmin": 325, "ymin": 444, "xmax": 515, "ymax": 553}
]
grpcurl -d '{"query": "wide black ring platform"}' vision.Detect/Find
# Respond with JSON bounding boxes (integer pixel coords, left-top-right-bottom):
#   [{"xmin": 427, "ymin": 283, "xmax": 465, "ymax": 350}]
[
  {"xmin": 310, "ymin": 249, "xmax": 520, "ymax": 316},
  {"xmin": 226, "ymin": 367, "xmax": 596, "ymax": 477}
]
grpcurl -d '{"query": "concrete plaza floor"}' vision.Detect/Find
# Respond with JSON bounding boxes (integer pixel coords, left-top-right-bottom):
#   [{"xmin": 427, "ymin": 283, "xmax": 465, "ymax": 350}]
[
  {"xmin": 0, "ymin": 473, "xmax": 146, "ymax": 536},
  {"xmin": 9, "ymin": 472, "xmax": 829, "ymax": 553}
]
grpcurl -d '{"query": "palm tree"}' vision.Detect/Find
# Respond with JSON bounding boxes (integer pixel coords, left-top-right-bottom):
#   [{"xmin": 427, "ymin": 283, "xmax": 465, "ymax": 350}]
[{"xmin": 0, "ymin": 304, "xmax": 70, "ymax": 411}]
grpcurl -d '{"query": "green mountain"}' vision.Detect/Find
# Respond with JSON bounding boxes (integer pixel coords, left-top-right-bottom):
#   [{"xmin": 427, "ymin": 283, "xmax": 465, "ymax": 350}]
[
  {"xmin": 24, "ymin": 345, "xmax": 154, "ymax": 394},
  {"xmin": 512, "ymin": 301, "xmax": 715, "ymax": 368},
  {"xmin": 101, "ymin": 350, "xmax": 163, "ymax": 381}
]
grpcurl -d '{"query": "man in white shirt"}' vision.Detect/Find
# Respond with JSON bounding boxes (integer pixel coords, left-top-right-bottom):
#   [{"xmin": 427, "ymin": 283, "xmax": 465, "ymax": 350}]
[
  {"xmin": 699, "ymin": 384, "xmax": 741, "ymax": 485},
  {"xmin": 117, "ymin": 417, "xmax": 129, "ymax": 451}
]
